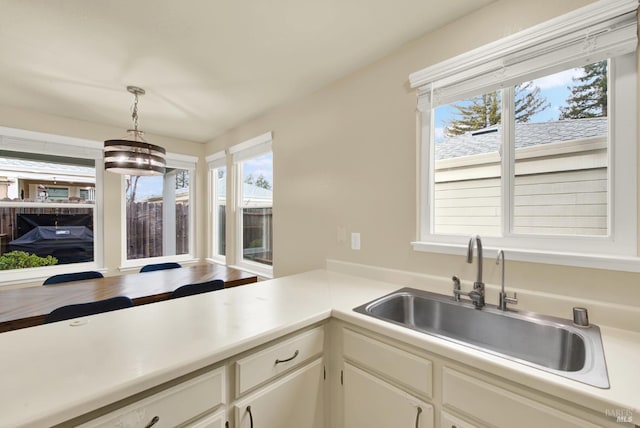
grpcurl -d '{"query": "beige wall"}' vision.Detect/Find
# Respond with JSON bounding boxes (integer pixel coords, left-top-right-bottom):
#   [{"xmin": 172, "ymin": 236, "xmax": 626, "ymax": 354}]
[
  {"xmin": 207, "ymin": 0, "xmax": 640, "ymax": 307},
  {"xmin": 0, "ymin": 105, "xmax": 206, "ymax": 277}
]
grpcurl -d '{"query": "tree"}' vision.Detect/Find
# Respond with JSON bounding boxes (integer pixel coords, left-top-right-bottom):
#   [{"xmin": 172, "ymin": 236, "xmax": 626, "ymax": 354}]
[
  {"xmin": 514, "ymin": 81, "xmax": 550, "ymax": 123},
  {"xmin": 125, "ymin": 176, "xmax": 140, "ymax": 204},
  {"xmin": 255, "ymin": 174, "xmax": 272, "ymax": 190},
  {"xmin": 559, "ymin": 60, "xmax": 607, "ymax": 119},
  {"xmin": 175, "ymin": 170, "xmax": 189, "ymax": 189},
  {"xmin": 445, "ymin": 92, "xmax": 500, "ymax": 136},
  {"xmin": 445, "ymin": 83, "xmax": 549, "ymax": 136},
  {"xmin": 244, "ymin": 173, "xmax": 254, "ymax": 186}
]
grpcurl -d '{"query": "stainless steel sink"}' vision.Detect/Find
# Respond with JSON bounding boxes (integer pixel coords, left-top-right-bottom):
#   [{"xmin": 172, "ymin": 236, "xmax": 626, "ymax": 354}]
[{"xmin": 353, "ymin": 288, "xmax": 609, "ymax": 388}]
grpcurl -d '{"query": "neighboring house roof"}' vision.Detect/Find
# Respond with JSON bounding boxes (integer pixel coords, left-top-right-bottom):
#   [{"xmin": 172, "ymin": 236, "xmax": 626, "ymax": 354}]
[
  {"xmin": 0, "ymin": 157, "xmax": 95, "ymax": 182},
  {"xmin": 435, "ymin": 117, "xmax": 607, "ymax": 160},
  {"xmin": 217, "ymin": 176, "xmax": 272, "ymax": 201}
]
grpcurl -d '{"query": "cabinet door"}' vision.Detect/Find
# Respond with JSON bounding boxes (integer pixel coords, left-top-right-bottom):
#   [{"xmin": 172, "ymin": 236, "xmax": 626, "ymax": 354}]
[
  {"xmin": 234, "ymin": 358, "xmax": 324, "ymax": 428},
  {"xmin": 186, "ymin": 410, "xmax": 227, "ymax": 428},
  {"xmin": 344, "ymin": 363, "xmax": 433, "ymax": 428}
]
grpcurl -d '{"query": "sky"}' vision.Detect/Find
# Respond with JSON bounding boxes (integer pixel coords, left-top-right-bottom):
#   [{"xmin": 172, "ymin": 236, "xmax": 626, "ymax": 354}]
[
  {"xmin": 131, "ymin": 152, "xmax": 274, "ymax": 202},
  {"xmin": 433, "ymin": 66, "xmax": 586, "ymax": 142}
]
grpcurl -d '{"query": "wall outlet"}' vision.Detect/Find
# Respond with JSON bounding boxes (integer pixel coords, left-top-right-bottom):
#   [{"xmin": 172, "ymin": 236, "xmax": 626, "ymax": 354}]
[{"xmin": 351, "ymin": 232, "xmax": 361, "ymax": 250}]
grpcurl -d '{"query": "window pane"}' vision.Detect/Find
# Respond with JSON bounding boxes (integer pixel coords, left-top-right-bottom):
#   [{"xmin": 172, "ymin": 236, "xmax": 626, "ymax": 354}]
[
  {"xmin": 513, "ymin": 61, "xmax": 608, "ymax": 236},
  {"xmin": 214, "ymin": 167, "xmax": 226, "ymax": 257},
  {"xmin": 240, "ymin": 153, "xmax": 272, "ymax": 265},
  {"xmin": 125, "ymin": 169, "xmax": 191, "ymax": 260},
  {"xmin": 0, "ymin": 152, "xmax": 96, "ymax": 270},
  {"xmin": 242, "ymin": 207, "xmax": 272, "ymax": 265},
  {"xmin": 432, "ymin": 91, "xmax": 502, "ymax": 236}
]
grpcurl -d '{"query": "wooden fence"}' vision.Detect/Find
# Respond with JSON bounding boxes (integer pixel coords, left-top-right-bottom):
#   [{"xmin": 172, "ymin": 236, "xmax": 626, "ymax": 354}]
[
  {"xmin": 0, "ymin": 206, "xmax": 94, "ymax": 255},
  {"xmin": 242, "ymin": 207, "xmax": 273, "ymax": 265},
  {"xmin": 0, "ymin": 203, "xmax": 189, "ymax": 260},
  {"xmin": 127, "ymin": 202, "xmax": 190, "ymax": 259}
]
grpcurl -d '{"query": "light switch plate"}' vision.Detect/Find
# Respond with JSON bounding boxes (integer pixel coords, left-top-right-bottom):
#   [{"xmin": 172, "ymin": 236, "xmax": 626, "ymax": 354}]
[{"xmin": 351, "ymin": 233, "xmax": 361, "ymax": 250}]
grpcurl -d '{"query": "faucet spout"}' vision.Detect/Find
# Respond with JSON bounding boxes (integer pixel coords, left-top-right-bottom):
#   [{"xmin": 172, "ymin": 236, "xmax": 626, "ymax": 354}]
[{"xmin": 467, "ymin": 234, "xmax": 483, "ymax": 285}]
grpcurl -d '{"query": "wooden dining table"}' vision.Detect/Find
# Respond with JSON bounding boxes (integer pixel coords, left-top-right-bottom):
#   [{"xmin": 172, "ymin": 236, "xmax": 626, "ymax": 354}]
[{"xmin": 0, "ymin": 263, "xmax": 258, "ymax": 333}]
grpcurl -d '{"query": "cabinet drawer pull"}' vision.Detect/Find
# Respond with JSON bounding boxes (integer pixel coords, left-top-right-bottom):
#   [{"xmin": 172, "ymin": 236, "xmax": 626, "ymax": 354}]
[
  {"xmin": 415, "ymin": 406, "xmax": 422, "ymax": 428},
  {"xmin": 247, "ymin": 405, "xmax": 254, "ymax": 428},
  {"xmin": 144, "ymin": 416, "xmax": 160, "ymax": 428},
  {"xmin": 275, "ymin": 349, "xmax": 299, "ymax": 365}
]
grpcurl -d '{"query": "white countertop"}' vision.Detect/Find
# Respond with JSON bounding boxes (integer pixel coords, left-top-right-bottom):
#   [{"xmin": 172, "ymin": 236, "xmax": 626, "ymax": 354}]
[{"xmin": 0, "ymin": 269, "xmax": 638, "ymax": 427}]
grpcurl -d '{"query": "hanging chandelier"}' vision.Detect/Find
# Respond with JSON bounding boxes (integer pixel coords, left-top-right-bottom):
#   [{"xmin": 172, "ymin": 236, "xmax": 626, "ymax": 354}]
[{"xmin": 104, "ymin": 86, "xmax": 166, "ymax": 176}]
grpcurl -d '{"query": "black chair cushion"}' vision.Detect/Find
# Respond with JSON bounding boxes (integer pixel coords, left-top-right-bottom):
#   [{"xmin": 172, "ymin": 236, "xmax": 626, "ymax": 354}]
[
  {"xmin": 171, "ymin": 280, "xmax": 224, "ymax": 299},
  {"xmin": 45, "ymin": 296, "xmax": 134, "ymax": 323}
]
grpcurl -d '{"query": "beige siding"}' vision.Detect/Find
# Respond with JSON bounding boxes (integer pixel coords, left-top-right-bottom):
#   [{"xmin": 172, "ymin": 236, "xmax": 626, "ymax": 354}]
[
  {"xmin": 434, "ymin": 177, "xmax": 501, "ymax": 236},
  {"xmin": 434, "ymin": 169, "xmax": 607, "ymax": 236},
  {"xmin": 513, "ymin": 169, "xmax": 607, "ymax": 235}
]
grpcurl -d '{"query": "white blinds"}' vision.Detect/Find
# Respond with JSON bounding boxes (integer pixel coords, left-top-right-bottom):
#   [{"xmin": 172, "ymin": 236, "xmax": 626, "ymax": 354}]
[
  {"xmin": 206, "ymin": 150, "xmax": 226, "ymax": 169},
  {"xmin": 165, "ymin": 152, "xmax": 198, "ymax": 170},
  {"xmin": 0, "ymin": 128, "xmax": 103, "ymax": 160},
  {"xmin": 229, "ymin": 131, "xmax": 272, "ymax": 163},
  {"xmin": 410, "ymin": 0, "xmax": 638, "ymax": 109}
]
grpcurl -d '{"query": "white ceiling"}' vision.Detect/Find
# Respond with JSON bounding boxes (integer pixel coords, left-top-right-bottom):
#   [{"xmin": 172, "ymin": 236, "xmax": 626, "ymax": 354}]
[{"xmin": 0, "ymin": 0, "xmax": 493, "ymax": 142}]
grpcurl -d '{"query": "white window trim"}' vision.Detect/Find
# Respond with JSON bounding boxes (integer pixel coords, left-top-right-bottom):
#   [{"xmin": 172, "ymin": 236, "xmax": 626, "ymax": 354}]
[
  {"xmin": 410, "ymin": 0, "xmax": 640, "ymax": 272},
  {"xmin": 230, "ymin": 132, "xmax": 274, "ymax": 278},
  {"xmin": 207, "ymin": 150, "xmax": 227, "ymax": 264},
  {"xmin": 0, "ymin": 127, "xmax": 104, "ymax": 286},
  {"xmin": 119, "ymin": 152, "xmax": 198, "ymax": 270}
]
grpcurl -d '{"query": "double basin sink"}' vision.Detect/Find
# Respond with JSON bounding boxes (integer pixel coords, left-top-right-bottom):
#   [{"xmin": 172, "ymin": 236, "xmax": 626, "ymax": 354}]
[{"xmin": 354, "ymin": 287, "xmax": 609, "ymax": 388}]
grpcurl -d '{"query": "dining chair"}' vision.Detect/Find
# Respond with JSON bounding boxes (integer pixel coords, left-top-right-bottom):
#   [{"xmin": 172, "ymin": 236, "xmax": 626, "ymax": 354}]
[
  {"xmin": 43, "ymin": 271, "xmax": 104, "ymax": 285},
  {"xmin": 45, "ymin": 296, "xmax": 134, "ymax": 323},
  {"xmin": 139, "ymin": 262, "xmax": 182, "ymax": 273},
  {"xmin": 171, "ymin": 279, "xmax": 224, "ymax": 299}
]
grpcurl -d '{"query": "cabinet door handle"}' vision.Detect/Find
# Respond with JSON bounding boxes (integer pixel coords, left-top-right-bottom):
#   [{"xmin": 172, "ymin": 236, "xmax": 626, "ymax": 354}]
[
  {"xmin": 246, "ymin": 405, "xmax": 254, "ymax": 428},
  {"xmin": 144, "ymin": 416, "xmax": 160, "ymax": 428},
  {"xmin": 275, "ymin": 349, "xmax": 299, "ymax": 365},
  {"xmin": 414, "ymin": 406, "xmax": 422, "ymax": 428}
]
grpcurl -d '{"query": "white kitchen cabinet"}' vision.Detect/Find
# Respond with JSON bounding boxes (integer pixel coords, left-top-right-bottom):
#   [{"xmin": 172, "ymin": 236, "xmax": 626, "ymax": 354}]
[
  {"xmin": 343, "ymin": 362, "xmax": 433, "ymax": 428},
  {"xmin": 76, "ymin": 367, "xmax": 226, "ymax": 428},
  {"xmin": 338, "ymin": 323, "xmax": 625, "ymax": 428},
  {"xmin": 441, "ymin": 368, "xmax": 601, "ymax": 428},
  {"xmin": 185, "ymin": 409, "xmax": 227, "ymax": 428},
  {"xmin": 440, "ymin": 411, "xmax": 479, "ymax": 428},
  {"xmin": 343, "ymin": 327, "xmax": 433, "ymax": 399},
  {"xmin": 233, "ymin": 358, "xmax": 325, "ymax": 428},
  {"xmin": 235, "ymin": 325, "xmax": 324, "ymax": 396}
]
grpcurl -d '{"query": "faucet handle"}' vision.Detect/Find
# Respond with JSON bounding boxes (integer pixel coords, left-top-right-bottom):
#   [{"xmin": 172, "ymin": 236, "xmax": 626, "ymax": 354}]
[
  {"xmin": 452, "ymin": 276, "xmax": 461, "ymax": 302},
  {"xmin": 504, "ymin": 292, "xmax": 518, "ymax": 304}
]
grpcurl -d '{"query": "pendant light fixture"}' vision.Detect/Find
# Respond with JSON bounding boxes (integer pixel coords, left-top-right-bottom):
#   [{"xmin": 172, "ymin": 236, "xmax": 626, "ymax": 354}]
[{"xmin": 104, "ymin": 86, "xmax": 166, "ymax": 176}]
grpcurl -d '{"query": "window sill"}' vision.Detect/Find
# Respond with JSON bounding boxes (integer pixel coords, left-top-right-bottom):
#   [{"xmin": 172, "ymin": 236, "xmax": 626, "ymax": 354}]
[
  {"xmin": 412, "ymin": 241, "xmax": 640, "ymax": 273},
  {"xmin": 0, "ymin": 262, "xmax": 105, "ymax": 287},
  {"xmin": 118, "ymin": 256, "xmax": 200, "ymax": 273},
  {"xmin": 230, "ymin": 262, "xmax": 273, "ymax": 280}
]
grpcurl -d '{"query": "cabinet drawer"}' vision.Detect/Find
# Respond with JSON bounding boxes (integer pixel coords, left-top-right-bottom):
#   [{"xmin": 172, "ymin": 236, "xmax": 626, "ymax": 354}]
[
  {"xmin": 235, "ymin": 326, "xmax": 324, "ymax": 395},
  {"xmin": 440, "ymin": 411, "xmax": 479, "ymax": 428},
  {"xmin": 343, "ymin": 328, "xmax": 433, "ymax": 398},
  {"xmin": 186, "ymin": 409, "xmax": 227, "ymax": 428},
  {"xmin": 78, "ymin": 367, "xmax": 225, "ymax": 428},
  {"xmin": 442, "ymin": 368, "xmax": 600, "ymax": 428}
]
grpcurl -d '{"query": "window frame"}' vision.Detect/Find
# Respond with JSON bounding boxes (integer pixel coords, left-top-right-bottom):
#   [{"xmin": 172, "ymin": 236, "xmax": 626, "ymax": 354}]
[
  {"xmin": 119, "ymin": 152, "xmax": 198, "ymax": 270},
  {"xmin": 410, "ymin": 0, "xmax": 640, "ymax": 272},
  {"xmin": 207, "ymin": 150, "xmax": 227, "ymax": 264},
  {"xmin": 230, "ymin": 132, "xmax": 273, "ymax": 278},
  {"xmin": 0, "ymin": 127, "xmax": 104, "ymax": 286}
]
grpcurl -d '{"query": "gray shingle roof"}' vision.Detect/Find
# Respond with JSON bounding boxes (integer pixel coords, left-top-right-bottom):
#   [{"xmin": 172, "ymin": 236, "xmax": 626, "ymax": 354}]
[{"xmin": 435, "ymin": 117, "xmax": 607, "ymax": 160}]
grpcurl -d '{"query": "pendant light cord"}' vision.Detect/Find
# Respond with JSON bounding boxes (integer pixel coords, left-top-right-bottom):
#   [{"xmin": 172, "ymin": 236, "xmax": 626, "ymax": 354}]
[{"xmin": 131, "ymin": 92, "xmax": 140, "ymax": 132}]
